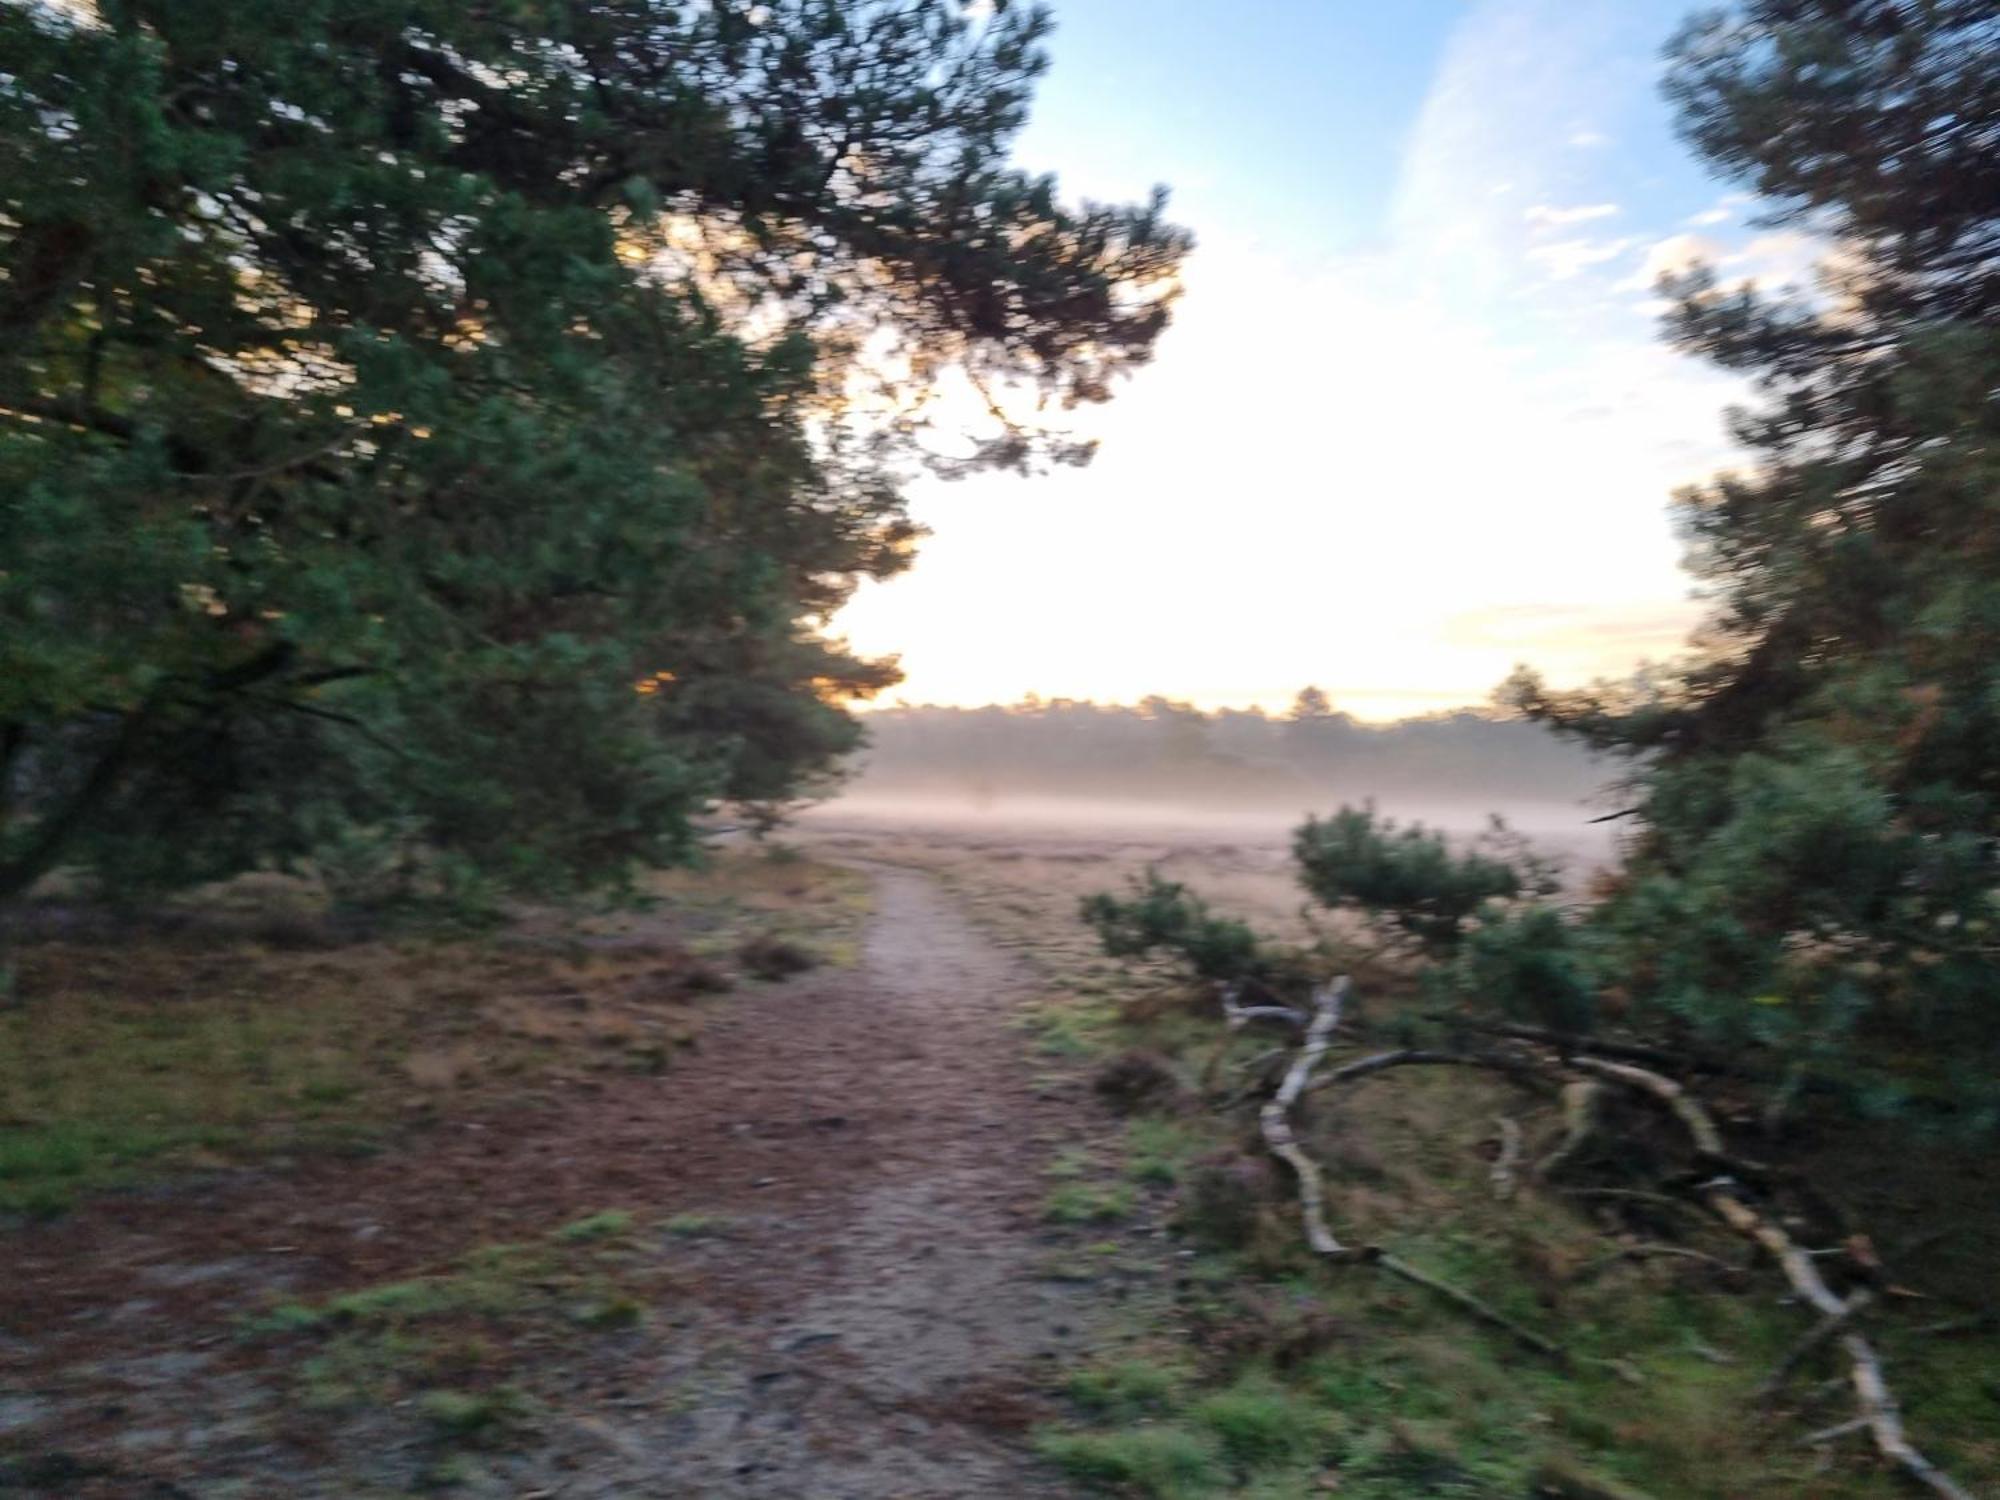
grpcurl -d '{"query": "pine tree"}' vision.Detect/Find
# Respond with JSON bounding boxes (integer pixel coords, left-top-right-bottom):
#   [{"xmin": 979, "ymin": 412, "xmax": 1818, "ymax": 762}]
[
  {"xmin": 0, "ymin": 0, "xmax": 1189, "ymax": 905},
  {"xmin": 1508, "ymin": 0, "xmax": 2000, "ymax": 1122}
]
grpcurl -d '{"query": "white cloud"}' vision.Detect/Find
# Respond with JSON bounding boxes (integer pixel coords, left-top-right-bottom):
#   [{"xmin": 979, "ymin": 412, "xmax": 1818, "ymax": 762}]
[
  {"xmin": 1529, "ymin": 235, "xmax": 1638, "ymax": 279},
  {"xmin": 1617, "ymin": 227, "xmax": 1829, "ymax": 297},
  {"xmin": 1729, "ymin": 231, "xmax": 1821, "ymax": 289},
  {"xmin": 1684, "ymin": 191, "xmax": 1752, "ymax": 228},
  {"xmin": 1526, "ymin": 202, "xmax": 1620, "ymax": 229},
  {"xmin": 1568, "ymin": 128, "xmax": 1613, "ymax": 148},
  {"xmin": 835, "ymin": 0, "xmax": 1743, "ymax": 717},
  {"xmin": 1615, "ymin": 231, "xmax": 1725, "ymax": 291}
]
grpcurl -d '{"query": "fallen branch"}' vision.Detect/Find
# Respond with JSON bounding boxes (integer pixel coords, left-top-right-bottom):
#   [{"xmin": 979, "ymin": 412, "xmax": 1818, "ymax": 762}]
[
  {"xmin": 1569, "ymin": 1057, "xmax": 1768, "ymax": 1179},
  {"xmin": 1840, "ymin": 1333, "xmax": 1975, "ymax": 1500},
  {"xmin": 1254, "ymin": 980, "xmax": 1566, "ymax": 1365},
  {"xmin": 1218, "ymin": 981, "xmax": 1307, "ymax": 1032},
  {"xmin": 1573, "ymin": 1242, "xmax": 1741, "ymax": 1285},
  {"xmin": 1258, "ymin": 978, "xmax": 1352, "ymax": 1257},
  {"xmin": 1373, "ymin": 1250, "xmax": 1566, "ymax": 1364},
  {"xmin": 1803, "ymin": 1415, "xmax": 1874, "ymax": 1448},
  {"xmin": 1199, "ymin": 983, "xmax": 1302, "ymax": 1095},
  {"xmin": 1536, "ymin": 1079, "xmax": 1605, "ymax": 1181},
  {"xmin": 1309, "ymin": 1047, "xmax": 1553, "ymax": 1093},
  {"xmin": 1471, "ymin": 1020, "xmax": 1684, "ymax": 1068},
  {"xmin": 1758, "ymin": 1289, "xmax": 1874, "ymax": 1402},
  {"xmin": 1572, "ymin": 1061, "xmax": 1973, "ymax": 1499},
  {"xmin": 1703, "ymin": 1188, "xmax": 1845, "ymax": 1315},
  {"xmin": 1705, "ymin": 1183, "xmax": 1964, "ymax": 1487}
]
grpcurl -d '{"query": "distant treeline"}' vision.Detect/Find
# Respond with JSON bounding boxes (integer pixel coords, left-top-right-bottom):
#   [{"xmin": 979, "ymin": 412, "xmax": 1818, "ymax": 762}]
[{"xmin": 846, "ymin": 693, "xmax": 1607, "ymax": 812}]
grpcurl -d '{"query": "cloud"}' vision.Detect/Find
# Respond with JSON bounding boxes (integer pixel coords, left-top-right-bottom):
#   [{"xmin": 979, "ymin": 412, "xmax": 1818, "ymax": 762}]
[
  {"xmin": 1525, "ymin": 202, "xmax": 1620, "ymax": 229},
  {"xmin": 1729, "ymin": 231, "xmax": 1821, "ymax": 288},
  {"xmin": 1528, "ymin": 235, "xmax": 1638, "ymax": 279},
  {"xmin": 836, "ymin": 0, "xmax": 1746, "ymax": 716},
  {"xmin": 1684, "ymin": 191, "xmax": 1751, "ymax": 228},
  {"xmin": 1615, "ymin": 231, "xmax": 1725, "ymax": 291},
  {"xmin": 1568, "ymin": 128, "xmax": 1613, "ymax": 148},
  {"xmin": 1617, "ymin": 227, "xmax": 1829, "ymax": 297}
]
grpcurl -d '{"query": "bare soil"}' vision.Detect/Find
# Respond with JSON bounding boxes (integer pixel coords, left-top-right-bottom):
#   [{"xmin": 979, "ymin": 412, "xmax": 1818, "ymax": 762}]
[{"xmin": 0, "ymin": 864, "xmax": 1120, "ymax": 1498}]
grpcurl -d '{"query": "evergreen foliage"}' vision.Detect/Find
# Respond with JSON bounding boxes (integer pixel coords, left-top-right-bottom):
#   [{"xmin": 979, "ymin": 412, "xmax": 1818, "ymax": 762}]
[
  {"xmin": 1292, "ymin": 806, "xmax": 1555, "ymax": 955},
  {"xmin": 1503, "ymin": 0, "xmax": 2000, "ymax": 1122},
  {"xmin": 1080, "ymin": 870, "xmax": 1264, "ymax": 985},
  {"xmin": 0, "ymin": 0, "xmax": 1188, "ymax": 904}
]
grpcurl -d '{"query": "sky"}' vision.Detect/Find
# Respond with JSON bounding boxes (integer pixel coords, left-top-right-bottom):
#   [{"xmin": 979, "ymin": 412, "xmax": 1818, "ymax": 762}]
[{"xmin": 832, "ymin": 0, "xmax": 1822, "ymax": 722}]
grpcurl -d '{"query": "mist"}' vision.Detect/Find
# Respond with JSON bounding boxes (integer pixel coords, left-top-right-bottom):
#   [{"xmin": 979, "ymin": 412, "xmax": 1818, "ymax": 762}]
[{"xmin": 816, "ymin": 697, "xmax": 1619, "ymax": 869}]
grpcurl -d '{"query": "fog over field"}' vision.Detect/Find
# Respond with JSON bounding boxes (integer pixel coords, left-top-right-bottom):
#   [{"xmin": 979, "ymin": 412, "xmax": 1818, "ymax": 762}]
[{"xmin": 814, "ymin": 697, "xmax": 1620, "ymax": 872}]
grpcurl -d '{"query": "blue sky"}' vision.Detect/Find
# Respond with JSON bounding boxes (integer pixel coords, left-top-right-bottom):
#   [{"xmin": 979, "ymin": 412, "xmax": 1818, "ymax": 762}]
[{"xmin": 835, "ymin": 1, "xmax": 1818, "ymax": 720}]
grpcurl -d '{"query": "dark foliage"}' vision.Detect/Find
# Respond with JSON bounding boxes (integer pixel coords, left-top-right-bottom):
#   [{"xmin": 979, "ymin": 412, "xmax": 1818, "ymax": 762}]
[
  {"xmin": 0, "ymin": 0, "xmax": 1189, "ymax": 906},
  {"xmin": 1502, "ymin": 0, "xmax": 2000, "ymax": 1125}
]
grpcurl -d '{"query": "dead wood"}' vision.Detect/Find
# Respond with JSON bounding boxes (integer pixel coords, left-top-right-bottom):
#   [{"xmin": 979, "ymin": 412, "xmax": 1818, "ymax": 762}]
[
  {"xmin": 1759, "ymin": 1289, "xmax": 1875, "ymax": 1401},
  {"xmin": 1372, "ymin": 1250, "xmax": 1567, "ymax": 1364},
  {"xmin": 1803, "ymin": 1415, "xmax": 1874, "ymax": 1447},
  {"xmin": 1251, "ymin": 979, "xmax": 1566, "ymax": 1364},
  {"xmin": 1839, "ymin": 1335, "xmax": 1976, "ymax": 1500},
  {"xmin": 1568, "ymin": 1057, "xmax": 1771, "ymax": 1181},
  {"xmin": 1218, "ymin": 981, "xmax": 1307, "ymax": 1032},
  {"xmin": 1577, "ymin": 1061, "xmax": 1972, "ymax": 1500},
  {"xmin": 1572, "ymin": 1242, "xmax": 1742, "ymax": 1285},
  {"xmin": 1472, "ymin": 1020, "xmax": 1684, "ymax": 1068},
  {"xmin": 1258, "ymin": 978, "xmax": 1353, "ymax": 1257},
  {"xmin": 1242, "ymin": 994, "xmax": 1970, "ymax": 1488},
  {"xmin": 1537, "ymin": 1079, "xmax": 1605, "ymax": 1181},
  {"xmin": 1308, "ymin": 1046, "xmax": 1553, "ymax": 1093}
]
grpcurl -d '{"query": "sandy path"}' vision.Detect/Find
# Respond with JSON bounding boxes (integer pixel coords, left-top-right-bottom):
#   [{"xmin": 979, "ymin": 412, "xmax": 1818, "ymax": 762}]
[
  {"xmin": 1, "ymin": 863, "xmax": 1102, "ymax": 1497},
  {"xmin": 620, "ymin": 863, "xmax": 1096, "ymax": 1498}
]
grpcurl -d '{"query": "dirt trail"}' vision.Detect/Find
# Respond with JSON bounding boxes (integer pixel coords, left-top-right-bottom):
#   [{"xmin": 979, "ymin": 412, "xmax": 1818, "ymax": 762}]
[
  {"xmin": 1, "ymin": 864, "xmax": 1109, "ymax": 1497},
  {"xmin": 629, "ymin": 863, "xmax": 1097, "ymax": 1498}
]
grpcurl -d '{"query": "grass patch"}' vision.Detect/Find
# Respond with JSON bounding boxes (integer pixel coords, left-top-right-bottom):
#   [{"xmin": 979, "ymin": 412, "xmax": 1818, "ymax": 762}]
[
  {"xmin": 1190, "ymin": 1375, "xmax": 1325, "ymax": 1466},
  {"xmin": 1127, "ymin": 1116, "xmax": 1201, "ymax": 1187},
  {"xmin": 0, "ymin": 851, "xmax": 867, "ymax": 1219},
  {"xmin": 663, "ymin": 1211, "xmax": 730, "ymax": 1237},
  {"xmin": 417, "ymin": 1386, "xmax": 529, "ymax": 1440},
  {"xmin": 1043, "ymin": 1181, "xmax": 1136, "ymax": 1225},
  {"xmin": 553, "ymin": 1209, "xmax": 634, "ymax": 1242},
  {"xmin": 1036, "ymin": 1425, "xmax": 1219, "ymax": 1498},
  {"xmin": 242, "ymin": 1212, "xmax": 656, "ymax": 1422},
  {"xmin": 881, "ymin": 834, "xmax": 2000, "ymax": 1500},
  {"xmin": 1067, "ymin": 1357, "xmax": 1187, "ymax": 1419},
  {"xmin": 1018, "ymin": 995, "xmax": 1119, "ymax": 1059}
]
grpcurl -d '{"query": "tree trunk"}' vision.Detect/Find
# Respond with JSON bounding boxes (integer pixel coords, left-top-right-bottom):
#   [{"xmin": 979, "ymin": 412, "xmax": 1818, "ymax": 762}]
[{"xmin": 0, "ymin": 704, "xmax": 155, "ymax": 905}]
